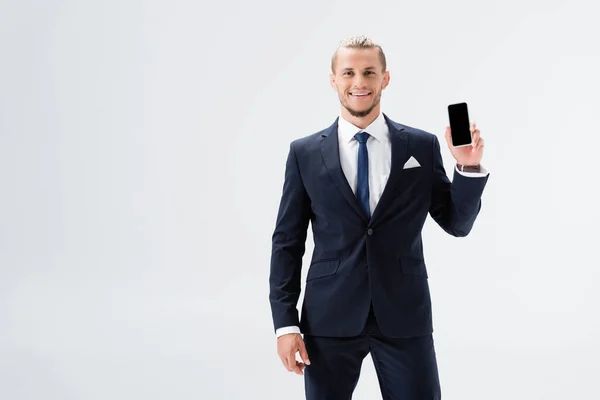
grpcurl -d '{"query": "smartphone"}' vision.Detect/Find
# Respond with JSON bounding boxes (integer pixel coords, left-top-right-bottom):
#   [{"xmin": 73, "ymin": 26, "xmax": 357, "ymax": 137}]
[{"xmin": 447, "ymin": 102, "xmax": 472, "ymax": 147}]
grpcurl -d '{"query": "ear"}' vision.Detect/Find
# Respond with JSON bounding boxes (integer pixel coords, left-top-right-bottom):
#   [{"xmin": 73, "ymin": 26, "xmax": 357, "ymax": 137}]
[
  {"xmin": 329, "ymin": 73, "xmax": 337, "ymax": 91},
  {"xmin": 381, "ymin": 71, "xmax": 390, "ymax": 90}
]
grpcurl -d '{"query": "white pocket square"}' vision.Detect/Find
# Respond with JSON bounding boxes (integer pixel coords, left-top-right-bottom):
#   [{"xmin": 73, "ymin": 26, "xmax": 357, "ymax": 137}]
[{"xmin": 403, "ymin": 156, "xmax": 421, "ymax": 169}]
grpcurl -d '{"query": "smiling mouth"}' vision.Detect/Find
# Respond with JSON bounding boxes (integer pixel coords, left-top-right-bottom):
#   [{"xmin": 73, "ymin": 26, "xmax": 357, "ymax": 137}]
[{"xmin": 350, "ymin": 92, "xmax": 372, "ymax": 98}]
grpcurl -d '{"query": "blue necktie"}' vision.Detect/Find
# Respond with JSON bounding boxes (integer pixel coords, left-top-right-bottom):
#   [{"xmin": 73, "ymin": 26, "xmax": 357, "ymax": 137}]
[{"xmin": 354, "ymin": 131, "xmax": 370, "ymax": 218}]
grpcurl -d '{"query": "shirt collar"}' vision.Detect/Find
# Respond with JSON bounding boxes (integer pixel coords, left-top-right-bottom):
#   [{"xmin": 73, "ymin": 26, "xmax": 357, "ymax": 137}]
[{"xmin": 337, "ymin": 111, "xmax": 389, "ymax": 144}]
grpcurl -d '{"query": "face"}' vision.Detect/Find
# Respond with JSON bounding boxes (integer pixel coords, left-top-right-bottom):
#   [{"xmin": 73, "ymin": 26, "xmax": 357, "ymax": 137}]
[{"xmin": 330, "ymin": 47, "xmax": 390, "ymax": 118}]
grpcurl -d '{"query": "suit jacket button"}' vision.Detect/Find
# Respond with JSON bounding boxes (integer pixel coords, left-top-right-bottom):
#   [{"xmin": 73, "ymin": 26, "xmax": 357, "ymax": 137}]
[{"xmin": 367, "ymin": 229, "xmax": 373, "ymax": 235}]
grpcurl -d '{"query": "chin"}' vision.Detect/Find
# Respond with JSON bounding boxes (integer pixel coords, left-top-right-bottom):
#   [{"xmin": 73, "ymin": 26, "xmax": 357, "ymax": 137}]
[{"xmin": 347, "ymin": 108, "xmax": 374, "ymax": 118}]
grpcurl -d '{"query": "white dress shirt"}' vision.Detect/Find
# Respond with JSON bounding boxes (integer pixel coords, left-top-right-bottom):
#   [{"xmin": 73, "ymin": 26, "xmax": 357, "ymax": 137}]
[{"xmin": 275, "ymin": 112, "xmax": 488, "ymax": 338}]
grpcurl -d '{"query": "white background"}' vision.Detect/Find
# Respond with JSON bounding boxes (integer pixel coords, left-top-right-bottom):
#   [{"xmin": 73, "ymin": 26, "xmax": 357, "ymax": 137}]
[{"xmin": 1, "ymin": 0, "xmax": 599, "ymax": 399}]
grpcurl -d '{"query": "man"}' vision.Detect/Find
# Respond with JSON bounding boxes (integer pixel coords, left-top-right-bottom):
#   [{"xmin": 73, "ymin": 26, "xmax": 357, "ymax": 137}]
[{"xmin": 268, "ymin": 35, "xmax": 489, "ymax": 399}]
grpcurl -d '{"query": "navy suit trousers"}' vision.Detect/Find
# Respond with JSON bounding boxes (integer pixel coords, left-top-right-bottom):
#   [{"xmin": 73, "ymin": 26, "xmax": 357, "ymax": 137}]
[{"xmin": 303, "ymin": 303, "xmax": 442, "ymax": 400}]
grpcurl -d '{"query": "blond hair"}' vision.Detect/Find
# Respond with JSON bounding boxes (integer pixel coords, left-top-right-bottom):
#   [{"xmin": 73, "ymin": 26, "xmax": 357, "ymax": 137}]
[{"xmin": 331, "ymin": 35, "xmax": 387, "ymax": 73}]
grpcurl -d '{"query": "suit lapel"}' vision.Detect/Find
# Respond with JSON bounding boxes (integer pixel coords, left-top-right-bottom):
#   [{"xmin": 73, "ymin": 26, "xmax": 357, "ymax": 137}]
[
  {"xmin": 320, "ymin": 118, "xmax": 369, "ymax": 222},
  {"xmin": 369, "ymin": 114, "xmax": 408, "ymax": 227},
  {"xmin": 319, "ymin": 114, "xmax": 409, "ymax": 225}
]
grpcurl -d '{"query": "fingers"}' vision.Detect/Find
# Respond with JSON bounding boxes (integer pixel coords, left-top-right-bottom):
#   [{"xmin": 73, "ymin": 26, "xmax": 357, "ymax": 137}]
[
  {"xmin": 298, "ymin": 340, "xmax": 311, "ymax": 366},
  {"xmin": 279, "ymin": 353, "xmax": 293, "ymax": 372},
  {"xmin": 470, "ymin": 122, "xmax": 481, "ymax": 152},
  {"xmin": 278, "ymin": 336, "xmax": 311, "ymax": 375},
  {"xmin": 287, "ymin": 353, "xmax": 297, "ymax": 372},
  {"xmin": 290, "ymin": 339, "xmax": 311, "ymax": 375},
  {"xmin": 471, "ymin": 130, "xmax": 479, "ymax": 151},
  {"xmin": 293, "ymin": 360, "xmax": 305, "ymax": 375},
  {"xmin": 278, "ymin": 347, "xmax": 296, "ymax": 372},
  {"xmin": 475, "ymin": 137, "xmax": 484, "ymax": 152},
  {"xmin": 284, "ymin": 355, "xmax": 304, "ymax": 375}
]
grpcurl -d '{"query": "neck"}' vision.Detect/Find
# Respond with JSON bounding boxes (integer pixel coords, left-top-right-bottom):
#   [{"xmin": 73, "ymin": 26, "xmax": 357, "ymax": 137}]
[{"xmin": 340, "ymin": 104, "xmax": 381, "ymax": 129}]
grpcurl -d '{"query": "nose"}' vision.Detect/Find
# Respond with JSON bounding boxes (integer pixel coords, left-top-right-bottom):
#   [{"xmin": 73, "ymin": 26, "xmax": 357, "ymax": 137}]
[
  {"xmin": 352, "ymin": 75, "xmax": 368, "ymax": 88},
  {"xmin": 352, "ymin": 77, "xmax": 367, "ymax": 88}
]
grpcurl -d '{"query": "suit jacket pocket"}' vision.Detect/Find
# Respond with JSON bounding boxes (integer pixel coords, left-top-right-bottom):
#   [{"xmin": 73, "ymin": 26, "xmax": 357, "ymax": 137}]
[
  {"xmin": 402, "ymin": 166, "xmax": 423, "ymax": 176},
  {"xmin": 399, "ymin": 257, "xmax": 428, "ymax": 278},
  {"xmin": 307, "ymin": 259, "xmax": 340, "ymax": 281}
]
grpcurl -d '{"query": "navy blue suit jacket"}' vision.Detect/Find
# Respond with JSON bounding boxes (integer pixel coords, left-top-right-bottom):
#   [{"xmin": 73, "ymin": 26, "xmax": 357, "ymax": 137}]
[{"xmin": 269, "ymin": 113, "xmax": 489, "ymax": 338}]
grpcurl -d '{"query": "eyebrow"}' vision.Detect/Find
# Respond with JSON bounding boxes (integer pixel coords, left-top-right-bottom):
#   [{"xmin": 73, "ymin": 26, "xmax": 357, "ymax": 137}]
[{"xmin": 341, "ymin": 66, "xmax": 377, "ymax": 71}]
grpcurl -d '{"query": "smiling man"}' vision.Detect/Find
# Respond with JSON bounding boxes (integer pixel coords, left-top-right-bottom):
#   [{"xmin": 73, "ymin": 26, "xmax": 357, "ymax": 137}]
[{"xmin": 268, "ymin": 35, "xmax": 490, "ymax": 399}]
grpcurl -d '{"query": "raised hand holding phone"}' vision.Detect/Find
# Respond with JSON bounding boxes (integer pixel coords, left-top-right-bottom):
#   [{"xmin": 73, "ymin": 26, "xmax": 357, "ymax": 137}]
[{"xmin": 445, "ymin": 102, "xmax": 484, "ymax": 166}]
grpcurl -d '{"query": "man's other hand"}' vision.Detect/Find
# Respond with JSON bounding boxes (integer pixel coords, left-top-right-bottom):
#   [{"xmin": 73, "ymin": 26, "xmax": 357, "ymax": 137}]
[{"xmin": 277, "ymin": 333, "xmax": 311, "ymax": 375}]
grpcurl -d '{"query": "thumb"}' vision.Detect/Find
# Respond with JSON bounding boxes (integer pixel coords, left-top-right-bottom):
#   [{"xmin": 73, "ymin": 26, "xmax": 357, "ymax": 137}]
[{"xmin": 298, "ymin": 340, "xmax": 311, "ymax": 365}]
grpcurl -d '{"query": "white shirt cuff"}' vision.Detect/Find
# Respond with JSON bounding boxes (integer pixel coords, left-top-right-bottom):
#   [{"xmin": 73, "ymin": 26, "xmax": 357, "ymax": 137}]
[
  {"xmin": 455, "ymin": 164, "xmax": 489, "ymax": 178},
  {"xmin": 276, "ymin": 326, "xmax": 301, "ymax": 337}
]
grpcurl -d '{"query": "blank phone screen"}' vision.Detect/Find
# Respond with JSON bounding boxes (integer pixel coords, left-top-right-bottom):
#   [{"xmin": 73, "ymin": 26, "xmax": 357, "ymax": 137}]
[{"xmin": 448, "ymin": 103, "xmax": 471, "ymax": 146}]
